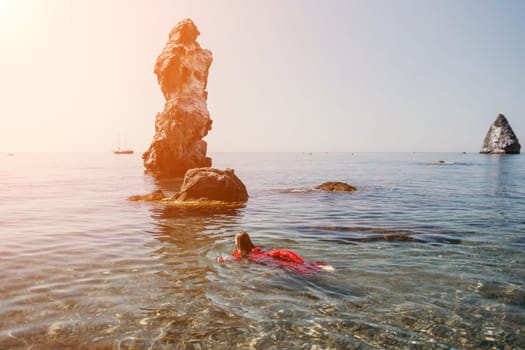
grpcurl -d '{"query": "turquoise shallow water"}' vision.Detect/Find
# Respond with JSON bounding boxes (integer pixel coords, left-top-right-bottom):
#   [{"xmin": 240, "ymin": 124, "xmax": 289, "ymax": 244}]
[{"xmin": 0, "ymin": 152, "xmax": 524, "ymax": 349}]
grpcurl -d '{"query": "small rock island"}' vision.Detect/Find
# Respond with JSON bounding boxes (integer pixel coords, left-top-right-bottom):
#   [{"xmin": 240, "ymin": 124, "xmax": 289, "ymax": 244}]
[
  {"xmin": 129, "ymin": 167, "xmax": 248, "ymax": 209},
  {"xmin": 315, "ymin": 182, "xmax": 357, "ymax": 192},
  {"xmin": 172, "ymin": 168, "xmax": 248, "ymax": 202},
  {"xmin": 480, "ymin": 114, "xmax": 521, "ymax": 154},
  {"xmin": 143, "ymin": 19, "xmax": 213, "ymax": 177}
]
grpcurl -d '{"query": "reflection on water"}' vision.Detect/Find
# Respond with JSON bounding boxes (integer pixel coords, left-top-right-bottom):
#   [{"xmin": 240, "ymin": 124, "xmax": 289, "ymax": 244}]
[
  {"xmin": 0, "ymin": 152, "xmax": 524, "ymax": 349},
  {"xmin": 487, "ymin": 154, "xmax": 519, "ymax": 195}
]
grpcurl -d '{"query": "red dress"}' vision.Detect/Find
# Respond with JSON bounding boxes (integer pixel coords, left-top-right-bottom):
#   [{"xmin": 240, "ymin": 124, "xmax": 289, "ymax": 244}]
[{"xmin": 218, "ymin": 247, "xmax": 331, "ymax": 274}]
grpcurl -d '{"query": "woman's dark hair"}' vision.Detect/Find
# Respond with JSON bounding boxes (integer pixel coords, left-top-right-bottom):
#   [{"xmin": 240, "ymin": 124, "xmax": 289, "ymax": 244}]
[{"xmin": 235, "ymin": 231, "xmax": 255, "ymax": 258}]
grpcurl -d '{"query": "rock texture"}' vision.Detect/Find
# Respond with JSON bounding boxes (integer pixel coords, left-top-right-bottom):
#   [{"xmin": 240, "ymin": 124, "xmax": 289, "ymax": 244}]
[
  {"xmin": 172, "ymin": 168, "xmax": 249, "ymax": 202},
  {"xmin": 143, "ymin": 19, "xmax": 213, "ymax": 176},
  {"xmin": 315, "ymin": 182, "xmax": 357, "ymax": 192},
  {"xmin": 128, "ymin": 190, "xmax": 166, "ymax": 202},
  {"xmin": 480, "ymin": 114, "xmax": 521, "ymax": 154}
]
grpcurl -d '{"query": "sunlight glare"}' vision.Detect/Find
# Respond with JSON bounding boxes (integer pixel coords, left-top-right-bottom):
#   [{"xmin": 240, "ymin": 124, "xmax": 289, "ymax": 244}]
[{"xmin": 0, "ymin": 0, "xmax": 33, "ymax": 34}]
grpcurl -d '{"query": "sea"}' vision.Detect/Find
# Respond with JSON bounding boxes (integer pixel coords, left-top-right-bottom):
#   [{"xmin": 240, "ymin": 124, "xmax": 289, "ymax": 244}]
[{"xmin": 0, "ymin": 152, "xmax": 523, "ymax": 350}]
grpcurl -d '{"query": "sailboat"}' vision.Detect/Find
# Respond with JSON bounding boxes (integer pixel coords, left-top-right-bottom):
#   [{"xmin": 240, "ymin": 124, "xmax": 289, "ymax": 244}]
[{"xmin": 113, "ymin": 134, "xmax": 134, "ymax": 155}]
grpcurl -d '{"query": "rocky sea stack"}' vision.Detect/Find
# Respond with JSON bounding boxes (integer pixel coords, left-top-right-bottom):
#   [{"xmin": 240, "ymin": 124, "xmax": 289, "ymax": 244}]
[
  {"xmin": 480, "ymin": 114, "xmax": 521, "ymax": 154},
  {"xmin": 143, "ymin": 19, "xmax": 213, "ymax": 176}
]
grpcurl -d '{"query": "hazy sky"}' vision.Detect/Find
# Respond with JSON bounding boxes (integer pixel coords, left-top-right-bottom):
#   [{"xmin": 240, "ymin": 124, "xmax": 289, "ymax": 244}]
[{"xmin": 1, "ymin": 0, "xmax": 524, "ymax": 152}]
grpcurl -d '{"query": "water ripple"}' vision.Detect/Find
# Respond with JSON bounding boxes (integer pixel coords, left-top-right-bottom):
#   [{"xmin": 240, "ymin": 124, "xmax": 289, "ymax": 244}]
[{"xmin": 0, "ymin": 152, "xmax": 524, "ymax": 349}]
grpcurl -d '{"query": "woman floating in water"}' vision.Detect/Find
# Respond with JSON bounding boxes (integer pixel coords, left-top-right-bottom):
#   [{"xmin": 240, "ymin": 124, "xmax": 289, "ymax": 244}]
[{"xmin": 216, "ymin": 231, "xmax": 334, "ymax": 274}]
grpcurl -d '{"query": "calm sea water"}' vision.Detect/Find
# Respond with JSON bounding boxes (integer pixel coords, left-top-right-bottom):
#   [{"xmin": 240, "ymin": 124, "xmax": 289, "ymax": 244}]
[{"xmin": 0, "ymin": 152, "xmax": 523, "ymax": 349}]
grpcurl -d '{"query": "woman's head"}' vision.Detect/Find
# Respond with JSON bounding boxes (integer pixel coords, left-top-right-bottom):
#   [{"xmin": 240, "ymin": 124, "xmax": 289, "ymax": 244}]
[{"xmin": 235, "ymin": 231, "xmax": 255, "ymax": 258}]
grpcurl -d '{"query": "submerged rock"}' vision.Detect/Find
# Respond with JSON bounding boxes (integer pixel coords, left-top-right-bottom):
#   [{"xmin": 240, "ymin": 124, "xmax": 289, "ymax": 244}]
[
  {"xmin": 315, "ymin": 182, "xmax": 357, "ymax": 192},
  {"xmin": 424, "ymin": 160, "xmax": 452, "ymax": 165},
  {"xmin": 480, "ymin": 114, "xmax": 521, "ymax": 154},
  {"xmin": 172, "ymin": 168, "xmax": 249, "ymax": 202},
  {"xmin": 128, "ymin": 190, "xmax": 166, "ymax": 201},
  {"xmin": 143, "ymin": 19, "xmax": 213, "ymax": 177}
]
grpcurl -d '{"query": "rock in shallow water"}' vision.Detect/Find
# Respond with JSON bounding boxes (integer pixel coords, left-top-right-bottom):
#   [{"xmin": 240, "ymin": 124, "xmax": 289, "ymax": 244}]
[
  {"xmin": 480, "ymin": 114, "xmax": 521, "ymax": 154},
  {"xmin": 128, "ymin": 168, "xmax": 248, "ymax": 210},
  {"xmin": 143, "ymin": 18, "xmax": 213, "ymax": 177},
  {"xmin": 315, "ymin": 182, "xmax": 357, "ymax": 192},
  {"xmin": 172, "ymin": 167, "xmax": 249, "ymax": 202},
  {"xmin": 128, "ymin": 190, "xmax": 166, "ymax": 201}
]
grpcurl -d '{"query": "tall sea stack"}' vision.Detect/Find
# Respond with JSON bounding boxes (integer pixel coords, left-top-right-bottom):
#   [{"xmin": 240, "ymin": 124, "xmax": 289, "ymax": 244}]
[
  {"xmin": 143, "ymin": 19, "xmax": 213, "ymax": 177},
  {"xmin": 480, "ymin": 114, "xmax": 521, "ymax": 154}
]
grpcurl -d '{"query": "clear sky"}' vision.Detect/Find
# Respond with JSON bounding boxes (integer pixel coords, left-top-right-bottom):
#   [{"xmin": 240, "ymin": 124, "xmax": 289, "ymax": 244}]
[{"xmin": 1, "ymin": 0, "xmax": 524, "ymax": 153}]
